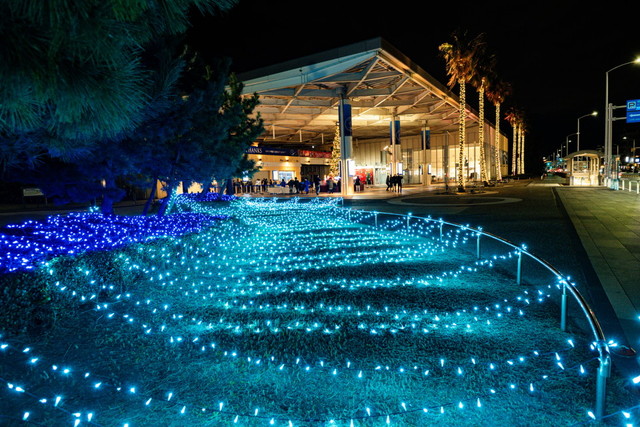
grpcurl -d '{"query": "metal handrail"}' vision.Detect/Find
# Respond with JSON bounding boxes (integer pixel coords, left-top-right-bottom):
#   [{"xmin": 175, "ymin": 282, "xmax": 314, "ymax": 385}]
[
  {"xmin": 229, "ymin": 197, "xmax": 611, "ymax": 419},
  {"xmin": 333, "ymin": 205, "xmax": 611, "ymax": 419}
]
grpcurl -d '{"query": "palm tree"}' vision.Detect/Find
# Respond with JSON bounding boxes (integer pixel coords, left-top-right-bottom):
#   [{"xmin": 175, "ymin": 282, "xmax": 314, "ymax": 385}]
[
  {"xmin": 439, "ymin": 30, "xmax": 484, "ymax": 192},
  {"xmin": 470, "ymin": 43, "xmax": 493, "ymax": 186},
  {"xmin": 519, "ymin": 117, "xmax": 527, "ymax": 174},
  {"xmin": 505, "ymin": 107, "xmax": 521, "ymax": 175},
  {"xmin": 486, "ymin": 79, "xmax": 511, "ymax": 181}
]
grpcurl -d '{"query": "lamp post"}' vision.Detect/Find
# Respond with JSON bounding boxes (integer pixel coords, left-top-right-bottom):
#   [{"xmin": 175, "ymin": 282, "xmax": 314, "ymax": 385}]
[
  {"xmin": 604, "ymin": 59, "xmax": 640, "ymax": 185},
  {"xmin": 577, "ymin": 111, "xmax": 597, "ymax": 152}
]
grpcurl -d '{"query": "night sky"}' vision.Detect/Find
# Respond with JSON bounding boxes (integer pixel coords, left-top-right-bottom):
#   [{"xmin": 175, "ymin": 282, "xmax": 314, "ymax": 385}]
[{"xmin": 187, "ymin": 1, "xmax": 640, "ymax": 170}]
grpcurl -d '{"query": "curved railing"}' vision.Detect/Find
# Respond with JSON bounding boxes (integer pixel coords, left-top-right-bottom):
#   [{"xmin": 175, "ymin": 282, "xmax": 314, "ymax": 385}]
[
  {"xmin": 329, "ymin": 204, "xmax": 611, "ymax": 419},
  {"xmin": 245, "ymin": 196, "xmax": 612, "ymax": 419},
  {"xmin": 180, "ymin": 195, "xmax": 612, "ymax": 419}
]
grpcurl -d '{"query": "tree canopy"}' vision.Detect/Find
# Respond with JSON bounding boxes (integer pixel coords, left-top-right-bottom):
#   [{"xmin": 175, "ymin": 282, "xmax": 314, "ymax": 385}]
[{"xmin": 0, "ymin": 0, "xmax": 236, "ymax": 163}]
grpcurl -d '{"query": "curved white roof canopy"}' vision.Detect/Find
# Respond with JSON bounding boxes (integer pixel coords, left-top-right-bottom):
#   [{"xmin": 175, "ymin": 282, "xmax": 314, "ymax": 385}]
[{"xmin": 238, "ymin": 37, "xmax": 483, "ymax": 150}]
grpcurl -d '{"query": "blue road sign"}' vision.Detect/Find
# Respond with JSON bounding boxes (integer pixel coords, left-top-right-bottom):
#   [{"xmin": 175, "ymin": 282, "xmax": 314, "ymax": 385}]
[{"xmin": 627, "ymin": 99, "xmax": 640, "ymax": 123}]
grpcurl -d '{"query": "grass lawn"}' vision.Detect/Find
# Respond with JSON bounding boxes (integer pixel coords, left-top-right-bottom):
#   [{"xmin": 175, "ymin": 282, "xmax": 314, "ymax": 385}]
[{"xmin": 0, "ymin": 198, "xmax": 637, "ymax": 426}]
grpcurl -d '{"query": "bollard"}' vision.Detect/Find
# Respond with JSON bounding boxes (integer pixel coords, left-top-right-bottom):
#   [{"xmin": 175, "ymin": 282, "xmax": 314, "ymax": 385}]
[
  {"xmin": 439, "ymin": 220, "xmax": 444, "ymax": 241},
  {"xmin": 595, "ymin": 343, "xmax": 611, "ymax": 420},
  {"xmin": 476, "ymin": 232, "xmax": 481, "ymax": 259},
  {"xmin": 516, "ymin": 250, "xmax": 522, "ymax": 285},
  {"xmin": 406, "ymin": 213, "xmax": 411, "ymax": 231},
  {"xmin": 560, "ymin": 281, "xmax": 567, "ymax": 331}
]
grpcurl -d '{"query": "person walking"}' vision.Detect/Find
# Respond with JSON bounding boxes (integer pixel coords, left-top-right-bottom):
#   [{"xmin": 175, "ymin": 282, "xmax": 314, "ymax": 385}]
[
  {"xmin": 303, "ymin": 178, "xmax": 310, "ymax": 194},
  {"xmin": 386, "ymin": 175, "xmax": 391, "ymax": 191}
]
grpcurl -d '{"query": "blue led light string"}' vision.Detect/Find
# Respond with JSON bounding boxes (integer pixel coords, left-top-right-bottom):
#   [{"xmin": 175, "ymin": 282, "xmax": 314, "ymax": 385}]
[
  {"xmin": 0, "ymin": 212, "xmax": 227, "ymax": 274},
  {"xmin": 1, "ymin": 198, "xmax": 632, "ymax": 425},
  {"xmin": 1, "ymin": 334, "xmax": 604, "ymax": 426}
]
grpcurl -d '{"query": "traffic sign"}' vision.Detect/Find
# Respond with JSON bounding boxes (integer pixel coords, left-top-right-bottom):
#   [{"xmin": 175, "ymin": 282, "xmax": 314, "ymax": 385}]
[{"xmin": 626, "ymin": 99, "xmax": 640, "ymax": 123}]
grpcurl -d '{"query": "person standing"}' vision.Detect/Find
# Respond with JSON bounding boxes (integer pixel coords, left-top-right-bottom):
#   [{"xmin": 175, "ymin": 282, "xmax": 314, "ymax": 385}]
[
  {"xmin": 386, "ymin": 175, "xmax": 391, "ymax": 191},
  {"xmin": 327, "ymin": 177, "xmax": 335, "ymax": 194},
  {"xmin": 314, "ymin": 175, "xmax": 321, "ymax": 195},
  {"xmin": 354, "ymin": 175, "xmax": 361, "ymax": 192}
]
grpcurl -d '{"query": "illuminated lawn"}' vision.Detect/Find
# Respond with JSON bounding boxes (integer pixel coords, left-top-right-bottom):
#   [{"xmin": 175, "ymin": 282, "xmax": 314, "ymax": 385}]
[{"xmin": 0, "ymin": 198, "xmax": 636, "ymax": 426}]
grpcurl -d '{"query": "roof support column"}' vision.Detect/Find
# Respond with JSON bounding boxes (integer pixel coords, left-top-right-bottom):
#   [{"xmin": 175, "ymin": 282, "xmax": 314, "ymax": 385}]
[
  {"xmin": 389, "ymin": 113, "xmax": 401, "ymax": 177},
  {"xmin": 339, "ymin": 91, "xmax": 353, "ymax": 196},
  {"xmin": 421, "ymin": 124, "xmax": 431, "ymax": 186}
]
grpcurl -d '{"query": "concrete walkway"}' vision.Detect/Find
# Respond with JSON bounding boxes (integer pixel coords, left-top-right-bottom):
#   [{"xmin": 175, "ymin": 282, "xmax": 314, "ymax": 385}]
[{"xmin": 555, "ymin": 186, "xmax": 640, "ymax": 358}]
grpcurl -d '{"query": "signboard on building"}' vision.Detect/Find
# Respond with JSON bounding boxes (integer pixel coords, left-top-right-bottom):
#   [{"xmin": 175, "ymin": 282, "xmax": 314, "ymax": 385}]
[
  {"xmin": 247, "ymin": 147, "xmax": 298, "ymax": 156},
  {"xmin": 626, "ymin": 99, "xmax": 640, "ymax": 123},
  {"xmin": 247, "ymin": 146, "xmax": 331, "ymax": 158}
]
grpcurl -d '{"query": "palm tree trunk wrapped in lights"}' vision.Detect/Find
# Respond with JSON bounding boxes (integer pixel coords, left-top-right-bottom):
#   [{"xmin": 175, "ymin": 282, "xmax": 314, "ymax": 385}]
[
  {"xmin": 515, "ymin": 124, "xmax": 520, "ymax": 175},
  {"xmin": 457, "ymin": 80, "xmax": 467, "ymax": 190},
  {"xmin": 470, "ymin": 48, "xmax": 493, "ymax": 185},
  {"xmin": 487, "ymin": 80, "xmax": 511, "ymax": 182},
  {"xmin": 478, "ymin": 80, "xmax": 488, "ymax": 184},
  {"xmin": 505, "ymin": 108, "xmax": 522, "ymax": 176},
  {"xmin": 439, "ymin": 31, "xmax": 484, "ymax": 192},
  {"xmin": 519, "ymin": 125, "xmax": 526, "ymax": 174},
  {"xmin": 495, "ymin": 105, "xmax": 502, "ymax": 180}
]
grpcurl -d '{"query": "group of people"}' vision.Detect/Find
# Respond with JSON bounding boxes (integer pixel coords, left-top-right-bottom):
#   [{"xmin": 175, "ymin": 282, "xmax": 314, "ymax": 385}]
[
  {"xmin": 281, "ymin": 175, "xmax": 331, "ymax": 195},
  {"xmin": 233, "ymin": 178, "xmax": 275, "ymax": 193},
  {"xmin": 284, "ymin": 177, "xmax": 310, "ymax": 194},
  {"xmin": 231, "ymin": 175, "xmax": 347, "ymax": 195},
  {"xmin": 385, "ymin": 174, "xmax": 403, "ymax": 192}
]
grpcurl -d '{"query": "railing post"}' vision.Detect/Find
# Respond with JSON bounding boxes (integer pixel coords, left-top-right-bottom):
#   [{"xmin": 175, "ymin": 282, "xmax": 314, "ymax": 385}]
[
  {"xmin": 374, "ymin": 212, "xmax": 378, "ymax": 228},
  {"xmin": 516, "ymin": 249, "xmax": 523, "ymax": 285},
  {"xmin": 476, "ymin": 231, "xmax": 481, "ymax": 259},
  {"xmin": 439, "ymin": 220, "xmax": 444, "ymax": 241},
  {"xmin": 406, "ymin": 213, "xmax": 412, "ymax": 231},
  {"xmin": 595, "ymin": 343, "xmax": 611, "ymax": 420},
  {"xmin": 560, "ymin": 281, "xmax": 567, "ymax": 331}
]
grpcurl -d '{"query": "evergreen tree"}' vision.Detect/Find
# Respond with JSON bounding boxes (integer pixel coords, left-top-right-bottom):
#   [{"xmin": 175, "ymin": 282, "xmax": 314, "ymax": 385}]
[
  {"xmin": 127, "ymin": 59, "xmax": 263, "ymax": 216},
  {"xmin": 0, "ymin": 0, "xmax": 236, "ymax": 166}
]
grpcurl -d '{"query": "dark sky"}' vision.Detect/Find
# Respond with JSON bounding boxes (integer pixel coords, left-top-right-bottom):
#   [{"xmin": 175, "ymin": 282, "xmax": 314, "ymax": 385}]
[{"xmin": 187, "ymin": 1, "xmax": 640, "ymax": 168}]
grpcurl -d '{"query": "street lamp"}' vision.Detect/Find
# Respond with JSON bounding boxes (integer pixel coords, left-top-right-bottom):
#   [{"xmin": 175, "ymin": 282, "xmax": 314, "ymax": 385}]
[
  {"xmin": 604, "ymin": 58, "xmax": 640, "ymax": 185},
  {"xmin": 577, "ymin": 111, "xmax": 597, "ymax": 151}
]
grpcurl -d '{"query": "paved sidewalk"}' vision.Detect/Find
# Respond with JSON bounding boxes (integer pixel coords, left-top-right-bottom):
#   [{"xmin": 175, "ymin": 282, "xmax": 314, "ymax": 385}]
[{"xmin": 555, "ymin": 186, "xmax": 640, "ymax": 359}]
